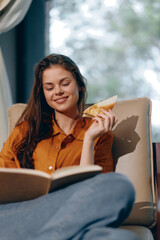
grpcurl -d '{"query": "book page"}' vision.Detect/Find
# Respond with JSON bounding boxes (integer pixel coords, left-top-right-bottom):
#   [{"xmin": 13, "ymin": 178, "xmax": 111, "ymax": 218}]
[{"xmin": 49, "ymin": 165, "xmax": 102, "ymax": 192}]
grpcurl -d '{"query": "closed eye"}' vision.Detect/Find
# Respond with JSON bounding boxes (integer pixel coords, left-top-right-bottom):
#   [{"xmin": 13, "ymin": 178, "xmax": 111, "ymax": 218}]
[
  {"xmin": 61, "ymin": 82, "xmax": 70, "ymax": 87},
  {"xmin": 46, "ymin": 87, "xmax": 54, "ymax": 91}
]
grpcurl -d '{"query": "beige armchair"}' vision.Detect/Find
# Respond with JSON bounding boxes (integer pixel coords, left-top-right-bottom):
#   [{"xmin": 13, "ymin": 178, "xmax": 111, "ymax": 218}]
[
  {"xmin": 8, "ymin": 97, "xmax": 160, "ymax": 240},
  {"xmin": 112, "ymin": 98, "xmax": 157, "ymax": 240}
]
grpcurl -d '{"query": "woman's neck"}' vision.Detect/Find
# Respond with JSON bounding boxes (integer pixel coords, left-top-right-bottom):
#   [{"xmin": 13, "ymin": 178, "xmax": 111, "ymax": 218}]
[{"xmin": 54, "ymin": 111, "xmax": 79, "ymax": 135}]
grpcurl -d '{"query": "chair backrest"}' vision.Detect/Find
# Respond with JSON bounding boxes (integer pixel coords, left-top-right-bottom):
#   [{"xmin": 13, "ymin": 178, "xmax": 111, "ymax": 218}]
[
  {"xmin": 8, "ymin": 103, "xmax": 27, "ymax": 135},
  {"xmin": 8, "ymin": 98, "xmax": 156, "ymax": 227},
  {"xmin": 112, "ymin": 98, "xmax": 156, "ymax": 227}
]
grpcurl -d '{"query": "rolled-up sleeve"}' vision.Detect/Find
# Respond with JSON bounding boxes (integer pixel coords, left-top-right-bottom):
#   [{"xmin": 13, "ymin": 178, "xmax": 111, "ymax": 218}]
[
  {"xmin": 0, "ymin": 138, "xmax": 18, "ymax": 168},
  {"xmin": 94, "ymin": 131, "xmax": 113, "ymax": 173},
  {"xmin": 0, "ymin": 123, "xmax": 27, "ymax": 168}
]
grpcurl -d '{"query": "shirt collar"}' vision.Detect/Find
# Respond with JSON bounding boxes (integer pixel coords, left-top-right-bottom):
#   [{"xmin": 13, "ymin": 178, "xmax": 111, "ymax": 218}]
[
  {"xmin": 52, "ymin": 120, "xmax": 63, "ymax": 136},
  {"xmin": 52, "ymin": 117, "xmax": 93, "ymax": 140},
  {"xmin": 71, "ymin": 117, "xmax": 93, "ymax": 140}
]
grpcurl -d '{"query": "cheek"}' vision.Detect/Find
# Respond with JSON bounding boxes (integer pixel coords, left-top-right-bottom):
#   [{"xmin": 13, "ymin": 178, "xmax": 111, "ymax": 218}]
[{"xmin": 43, "ymin": 90, "xmax": 52, "ymax": 103}]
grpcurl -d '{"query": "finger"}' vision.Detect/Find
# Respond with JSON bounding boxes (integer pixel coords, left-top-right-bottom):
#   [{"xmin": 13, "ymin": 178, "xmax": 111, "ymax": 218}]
[
  {"xmin": 98, "ymin": 109, "xmax": 114, "ymax": 119},
  {"xmin": 97, "ymin": 111, "xmax": 115, "ymax": 131},
  {"xmin": 93, "ymin": 116, "xmax": 105, "ymax": 127},
  {"xmin": 93, "ymin": 117, "xmax": 107, "ymax": 132},
  {"xmin": 104, "ymin": 117, "xmax": 111, "ymax": 131},
  {"xmin": 102, "ymin": 108, "xmax": 116, "ymax": 120},
  {"xmin": 95, "ymin": 115, "xmax": 111, "ymax": 132},
  {"xmin": 103, "ymin": 109, "xmax": 118, "ymax": 129}
]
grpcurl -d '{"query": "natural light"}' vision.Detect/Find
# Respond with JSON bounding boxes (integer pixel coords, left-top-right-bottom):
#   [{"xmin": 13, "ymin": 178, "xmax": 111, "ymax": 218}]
[{"xmin": 48, "ymin": 0, "xmax": 160, "ymax": 141}]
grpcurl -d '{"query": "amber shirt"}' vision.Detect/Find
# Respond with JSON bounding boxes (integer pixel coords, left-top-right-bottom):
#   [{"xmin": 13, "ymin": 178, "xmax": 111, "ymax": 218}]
[{"xmin": 0, "ymin": 118, "xmax": 113, "ymax": 174}]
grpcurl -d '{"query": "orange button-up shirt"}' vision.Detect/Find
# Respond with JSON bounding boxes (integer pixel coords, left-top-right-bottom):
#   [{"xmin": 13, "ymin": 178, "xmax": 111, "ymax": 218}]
[{"xmin": 0, "ymin": 118, "xmax": 113, "ymax": 174}]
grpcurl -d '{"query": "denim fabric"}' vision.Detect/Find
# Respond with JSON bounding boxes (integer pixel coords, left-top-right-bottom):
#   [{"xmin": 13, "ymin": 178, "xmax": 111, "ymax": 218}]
[{"xmin": 0, "ymin": 172, "xmax": 140, "ymax": 240}]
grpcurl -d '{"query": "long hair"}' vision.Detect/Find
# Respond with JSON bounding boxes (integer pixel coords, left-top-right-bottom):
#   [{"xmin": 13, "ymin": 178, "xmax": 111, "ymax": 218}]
[{"xmin": 16, "ymin": 53, "xmax": 87, "ymax": 168}]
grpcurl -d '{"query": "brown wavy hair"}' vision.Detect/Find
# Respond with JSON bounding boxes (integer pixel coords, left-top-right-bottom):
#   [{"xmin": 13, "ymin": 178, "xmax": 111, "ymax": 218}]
[{"xmin": 16, "ymin": 53, "xmax": 87, "ymax": 168}]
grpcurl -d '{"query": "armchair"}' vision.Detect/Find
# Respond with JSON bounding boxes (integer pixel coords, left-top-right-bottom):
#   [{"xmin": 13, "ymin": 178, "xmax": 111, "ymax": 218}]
[
  {"xmin": 112, "ymin": 98, "xmax": 157, "ymax": 240},
  {"xmin": 8, "ymin": 98, "xmax": 159, "ymax": 240}
]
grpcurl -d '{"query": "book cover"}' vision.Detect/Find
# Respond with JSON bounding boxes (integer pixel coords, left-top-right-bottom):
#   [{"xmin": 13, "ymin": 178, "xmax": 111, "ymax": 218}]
[{"xmin": 0, "ymin": 165, "xmax": 102, "ymax": 203}]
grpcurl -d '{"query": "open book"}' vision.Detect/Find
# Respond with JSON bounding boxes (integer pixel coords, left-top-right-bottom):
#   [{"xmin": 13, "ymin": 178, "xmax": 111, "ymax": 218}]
[{"xmin": 0, "ymin": 165, "xmax": 102, "ymax": 203}]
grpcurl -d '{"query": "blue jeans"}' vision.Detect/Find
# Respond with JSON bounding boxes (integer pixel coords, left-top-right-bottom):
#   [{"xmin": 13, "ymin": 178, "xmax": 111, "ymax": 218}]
[{"xmin": 0, "ymin": 172, "xmax": 139, "ymax": 240}]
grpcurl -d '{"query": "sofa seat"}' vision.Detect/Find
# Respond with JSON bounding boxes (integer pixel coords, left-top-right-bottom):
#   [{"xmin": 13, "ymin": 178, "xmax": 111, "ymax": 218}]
[{"xmin": 120, "ymin": 225, "xmax": 154, "ymax": 240}]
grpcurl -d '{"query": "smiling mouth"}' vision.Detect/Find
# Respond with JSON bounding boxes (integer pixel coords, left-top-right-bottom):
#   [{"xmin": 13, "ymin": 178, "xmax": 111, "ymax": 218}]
[{"xmin": 54, "ymin": 97, "xmax": 68, "ymax": 104}]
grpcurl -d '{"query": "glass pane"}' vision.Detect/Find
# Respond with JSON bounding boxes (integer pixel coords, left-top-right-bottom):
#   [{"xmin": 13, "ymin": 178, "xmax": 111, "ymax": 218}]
[{"xmin": 47, "ymin": 0, "xmax": 160, "ymax": 141}]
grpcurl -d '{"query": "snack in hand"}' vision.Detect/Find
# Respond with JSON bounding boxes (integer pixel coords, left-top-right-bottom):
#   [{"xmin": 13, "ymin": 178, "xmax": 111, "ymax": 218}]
[{"xmin": 83, "ymin": 95, "xmax": 117, "ymax": 118}]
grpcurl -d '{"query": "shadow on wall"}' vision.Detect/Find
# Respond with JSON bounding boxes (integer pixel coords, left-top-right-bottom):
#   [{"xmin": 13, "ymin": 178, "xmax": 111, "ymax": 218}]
[{"xmin": 112, "ymin": 116, "xmax": 140, "ymax": 170}]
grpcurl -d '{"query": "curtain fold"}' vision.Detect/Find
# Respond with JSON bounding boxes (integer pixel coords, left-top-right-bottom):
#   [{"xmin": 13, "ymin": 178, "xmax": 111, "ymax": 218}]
[
  {"xmin": 0, "ymin": 0, "xmax": 32, "ymax": 33},
  {"xmin": 0, "ymin": 0, "xmax": 32, "ymax": 150},
  {"xmin": 0, "ymin": 47, "xmax": 12, "ymax": 150}
]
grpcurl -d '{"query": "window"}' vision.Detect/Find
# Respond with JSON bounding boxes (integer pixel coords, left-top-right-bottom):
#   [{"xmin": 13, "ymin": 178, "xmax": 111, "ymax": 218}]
[{"xmin": 46, "ymin": 0, "xmax": 160, "ymax": 141}]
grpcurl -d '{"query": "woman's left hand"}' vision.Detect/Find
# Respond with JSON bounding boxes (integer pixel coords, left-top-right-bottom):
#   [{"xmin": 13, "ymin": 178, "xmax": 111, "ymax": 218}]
[{"xmin": 85, "ymin": 109, "xmax": 117, "ymax": 141}]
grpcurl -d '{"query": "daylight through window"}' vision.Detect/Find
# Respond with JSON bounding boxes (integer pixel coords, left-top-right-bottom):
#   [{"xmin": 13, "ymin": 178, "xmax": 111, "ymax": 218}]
[{"xmin": 46, "ymin": 0, "xmax": 160, "ymax": 141}]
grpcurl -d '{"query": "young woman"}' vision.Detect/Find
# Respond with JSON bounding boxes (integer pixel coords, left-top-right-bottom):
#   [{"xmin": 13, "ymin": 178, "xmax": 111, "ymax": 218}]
[{"xmin": 0, "ymin": 54, "xmax": 139, "ymax": 240}]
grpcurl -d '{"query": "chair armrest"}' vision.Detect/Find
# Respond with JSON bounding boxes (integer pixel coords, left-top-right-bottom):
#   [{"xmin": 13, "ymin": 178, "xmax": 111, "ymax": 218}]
[{"xmin": 152, "ymin": 142, "xmax": 160, "ymax": 239}]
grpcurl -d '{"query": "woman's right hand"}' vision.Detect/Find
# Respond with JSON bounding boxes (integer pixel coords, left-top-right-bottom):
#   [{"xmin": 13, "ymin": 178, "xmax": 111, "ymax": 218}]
[
  {"xmin": 85, "ymin": 109, "xmax": 117, "ymax": 141},
  {"xmin": 80, "ymin": 109, "xmax": 117, "ymax": 166}
]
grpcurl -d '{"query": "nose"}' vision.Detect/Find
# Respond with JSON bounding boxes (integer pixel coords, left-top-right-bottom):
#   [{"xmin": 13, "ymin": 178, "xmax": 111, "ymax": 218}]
[{"xmin": 54, "ymin": 85, "xmax": 63, "ymax": 95}]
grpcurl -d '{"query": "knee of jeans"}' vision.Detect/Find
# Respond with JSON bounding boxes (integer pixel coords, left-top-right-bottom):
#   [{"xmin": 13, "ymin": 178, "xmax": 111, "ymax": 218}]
[{"xmin": 95, "ymin": 172, "xmax": 136, "ymax": 205}]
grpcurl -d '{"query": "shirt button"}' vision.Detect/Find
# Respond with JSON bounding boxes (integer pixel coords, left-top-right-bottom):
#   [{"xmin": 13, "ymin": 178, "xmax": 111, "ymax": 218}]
[
  {"xmin": 49, "ymin": 166, "xmax": 53, "ymax": 170},
  {"xmin": 56, "ymin": 145, "xmax": 59, "ymax": 149}
]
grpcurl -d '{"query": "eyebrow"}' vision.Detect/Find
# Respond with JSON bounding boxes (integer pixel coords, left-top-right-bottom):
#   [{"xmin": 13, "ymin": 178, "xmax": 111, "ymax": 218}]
[{"xmin": 43, "ymin": 82, "xmax": 53, "ymax": 86}]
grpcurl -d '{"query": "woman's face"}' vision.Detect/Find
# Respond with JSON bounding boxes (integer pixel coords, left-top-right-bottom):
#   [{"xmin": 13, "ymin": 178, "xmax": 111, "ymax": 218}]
[{"xmin": 42, "ymin": 65, "xmax": 80, "ymax": 117}]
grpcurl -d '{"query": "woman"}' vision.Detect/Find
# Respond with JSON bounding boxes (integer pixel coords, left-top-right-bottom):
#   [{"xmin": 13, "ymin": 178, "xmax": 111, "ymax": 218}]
[
  {"xmin": 0, "ymin": 54, "xmax": 139, "ymax": 240},
  {"xmin": 0, "ymin": 53, "xmax": 115, "ymax": 172}
]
